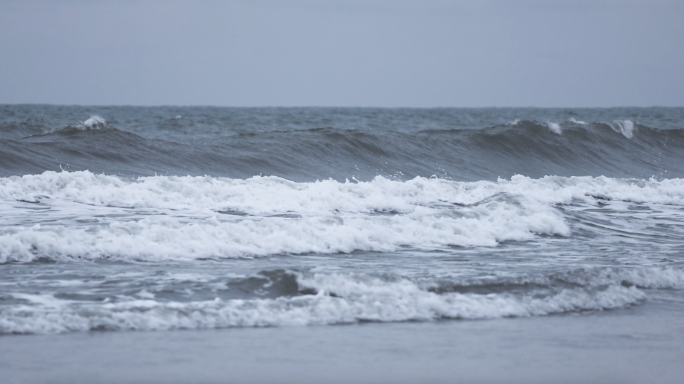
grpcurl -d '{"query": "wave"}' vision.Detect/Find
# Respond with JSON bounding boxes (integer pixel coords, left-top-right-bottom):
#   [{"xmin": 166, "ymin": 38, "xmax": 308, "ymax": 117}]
[
  {"xmin": 3, "ymin": 171, "xmax": 684, "ymax": 214},
  {"xmin": 2, "ymin": 171, "xmax": 684, "ymax": 262},
  {"xmin": 507, "ymin": 118, "xmax": 635, "ymax": 138},
  {"xmin": 56, "ymin": 115, "xmax": 109, "ymax": 133},
  {"xmin": 0, "ymin": 183, "xmax": 569, "ymax": 262},
  {"xmin": 0, "ymin": 285, "xmax": 644, "ymax": 334},
  {"xmin": 429, "ymin": 266, "xmax": 684, "ymax": 294},
  {"xmin": 4, "ymin": 266, "xmax": 682, "ymax": 334},
  {"xmin": 2, "ymin": 116, "xmax": 684, "ymax": 180},
  {"xmin": 18, "ymin": 115, "xmax": 111, "ymax": 138}
]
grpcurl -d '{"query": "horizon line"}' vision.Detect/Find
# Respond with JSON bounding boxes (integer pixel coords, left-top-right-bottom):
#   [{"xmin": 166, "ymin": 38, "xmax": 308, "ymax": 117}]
[{"xmin": 2, "ymin": 103, "xmax": 683, "ymax": 109}]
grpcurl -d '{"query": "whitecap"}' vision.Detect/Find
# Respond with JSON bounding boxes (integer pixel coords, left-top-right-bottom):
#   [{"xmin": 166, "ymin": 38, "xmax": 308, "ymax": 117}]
[
  {"xmin": 546, "ymin": 122, "xmax": 562, "ymax": 135},
  {"xmin": 2, "ymin": 171, "xmax": 684, "ymax": 262},
  {"xmin": 607, "ymin": 120, "xmax": 635, "ymax": 139},
  {"xmin": 82, "ymin": 115, "xmax": 107, "ymax": 128},
  {"xmin": 0, "ymin": 272, "xmax": 648, "ymax": 334},
  {"xmin": 568, "ymin": 117, "xmax": 587, "ymax": 125}
]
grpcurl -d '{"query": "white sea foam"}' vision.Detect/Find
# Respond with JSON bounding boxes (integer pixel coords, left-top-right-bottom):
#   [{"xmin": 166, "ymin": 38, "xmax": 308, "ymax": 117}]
[
  {"xmin": 568, "ymin": 117, "xmax": 587, "ymax": 125},
  {"xmin": 3, "ymin": 171, "xmax": 684, "ymax": 213},
  {"xmin": 74, "ymin": 115, "xmax": 107, "ymax": 130},
  {"xmin": 508, "ymin": 117, "xmax": 637, "ymax": 138},
  {"xmin": 506, "ymin": 119, "xmax": 562, "ymax": 134},
  {"xmin": 1, "ymin": 171, "xmax": 684, "ymax": 262},
  {"xmin": 47, "ymin": 115, "xmax": 108, "ymax": 133},
  {"xmin": 546, "ymin": 122, "xmax": 562, "ymax": 135},
  {"xmin": 84, "ymin": 115, "xmax": 106, "ymax": 126},
  {"xmin": 499, "ymin": 174, "xmax": 684, "ymax": 205},
  {"xmin": 607, "ymin": 120, "xmax": 635, "ymax": 139},
  {"xmin": 0, "ymin": 201, "xmax": 567, "ymax": 262},
  {"xmin": 0, "ymin": 272, "xmax": 647, "ymax": 334}
]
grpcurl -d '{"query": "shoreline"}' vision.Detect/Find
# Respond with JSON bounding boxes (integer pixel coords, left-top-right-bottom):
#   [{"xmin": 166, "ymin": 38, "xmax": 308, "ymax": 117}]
[{"xmin": 2, "ymin": 301, "xmax": 682, "ymax": 384}]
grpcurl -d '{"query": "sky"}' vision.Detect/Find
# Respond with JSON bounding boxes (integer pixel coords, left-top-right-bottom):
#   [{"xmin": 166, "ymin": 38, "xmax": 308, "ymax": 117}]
[{"xmin": 1, "ymin": 0, "xmax": 683, "ymax": 107}]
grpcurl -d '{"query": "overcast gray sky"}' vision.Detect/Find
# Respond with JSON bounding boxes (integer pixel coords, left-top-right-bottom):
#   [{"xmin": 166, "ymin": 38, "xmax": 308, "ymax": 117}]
[{"xmin": 1, "ymin": 0, "xmax": 682, "ymax": 107}]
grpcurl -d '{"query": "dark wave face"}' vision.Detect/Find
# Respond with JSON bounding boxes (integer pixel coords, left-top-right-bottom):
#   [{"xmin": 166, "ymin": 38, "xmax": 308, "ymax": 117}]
[{"xmin": 1, "ymin": 105, "xmax": 684, "ymax": 180}]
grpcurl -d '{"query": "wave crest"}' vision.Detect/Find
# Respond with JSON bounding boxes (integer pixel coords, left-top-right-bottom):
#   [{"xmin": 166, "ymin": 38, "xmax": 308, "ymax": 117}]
[{"xmin": 2, "ymin": 267, "xmax": 667, "ymax": 334}]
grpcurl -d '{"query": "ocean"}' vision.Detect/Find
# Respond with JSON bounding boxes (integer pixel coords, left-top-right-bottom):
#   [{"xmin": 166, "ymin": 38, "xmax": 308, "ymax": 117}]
[{"xmin": 1, "ymin": 105, "xmax": 683, "ymax": 383}]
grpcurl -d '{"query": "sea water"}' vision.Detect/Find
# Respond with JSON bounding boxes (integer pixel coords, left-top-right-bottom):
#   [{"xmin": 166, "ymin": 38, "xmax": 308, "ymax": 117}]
[{"xmin": 1, "ymin": 106, "xmax": 683, "ymax": 383}]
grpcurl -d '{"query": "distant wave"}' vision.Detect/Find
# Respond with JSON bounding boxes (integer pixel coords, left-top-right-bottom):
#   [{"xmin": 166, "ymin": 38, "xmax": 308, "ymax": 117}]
[
  {"xmin": 24, "ymin": 115, "xmax": 110, "ymax": 137},
  {"xmin": 1, "ymin": 116, "xmax": 684, "ymax": 181},
  {"xmin": 504, "ymin": 118, "xmax": 635, "ymax": 138}
]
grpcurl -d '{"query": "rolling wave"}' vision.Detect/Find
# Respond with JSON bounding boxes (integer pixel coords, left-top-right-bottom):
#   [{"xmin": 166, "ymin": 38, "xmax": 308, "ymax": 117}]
[
  {"xmin": 1, "ymin": 115, "xmax": 684, "ymax": 181},
  {"xmin": 2, "ymin": 171, "xmax": 683, "ymax": 263},
  {"xmin": 4, "ymin": 266, "xmax": 682, "ymax": 334}
]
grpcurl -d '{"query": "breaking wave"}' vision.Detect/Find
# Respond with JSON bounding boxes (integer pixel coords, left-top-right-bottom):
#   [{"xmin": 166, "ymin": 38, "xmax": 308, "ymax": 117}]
[
  {"xmin": 1, "ymin": 171, "xmax": 684, "ymax": 262},
  {"xmin": 2, "ymin": 266, "xmax": 681, "ymax": 334},
  {"xmin": 0, "ymin": 172, "xmax": 574, "ymax": 262},
  {"xmin": 1, "ymin": 115, "xmax": 684, "ymax": 181}
]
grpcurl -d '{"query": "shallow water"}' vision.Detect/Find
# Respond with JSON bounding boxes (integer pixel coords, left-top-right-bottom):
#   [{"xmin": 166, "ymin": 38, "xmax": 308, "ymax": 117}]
[{"xmin": 3, "ymin": 302, "xmax": 683, "ymax": 383}]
